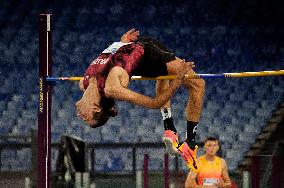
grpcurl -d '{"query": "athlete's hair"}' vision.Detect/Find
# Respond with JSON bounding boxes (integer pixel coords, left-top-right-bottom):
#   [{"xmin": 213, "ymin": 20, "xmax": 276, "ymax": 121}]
[
  {"xmin": 89, "ymin": 97, "xmax": 118, "ymax": 128},
  {"xmin": 204, "ymin": 137, "xmax": 220, "ymax": 146},
  {"xmin": 204, "ymin": 137, "xmax": 222, "ymax": 156}
]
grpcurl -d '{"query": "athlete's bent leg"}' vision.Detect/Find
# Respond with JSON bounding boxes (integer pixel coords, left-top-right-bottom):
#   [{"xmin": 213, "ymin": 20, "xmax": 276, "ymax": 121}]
[{"xmin": 166, "ymin": 58, "xmax": 205, "ymax": 172}]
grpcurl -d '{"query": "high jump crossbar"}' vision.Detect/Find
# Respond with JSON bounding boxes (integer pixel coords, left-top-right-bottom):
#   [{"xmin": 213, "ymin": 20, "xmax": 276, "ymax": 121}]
[{"xmin": 46, "ymin": 70, "xmax": 284, "ymax": 82}]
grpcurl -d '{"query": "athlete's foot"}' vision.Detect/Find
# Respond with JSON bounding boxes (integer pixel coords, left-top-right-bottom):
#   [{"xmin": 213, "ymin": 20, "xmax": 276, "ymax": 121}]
[
  {"xmin": 178, "ymin": 142, "xmax": 199, "ymax": 173},
  {"xmin": 162, "ymin": 130, "xmax": 179, "ymax": 155}
]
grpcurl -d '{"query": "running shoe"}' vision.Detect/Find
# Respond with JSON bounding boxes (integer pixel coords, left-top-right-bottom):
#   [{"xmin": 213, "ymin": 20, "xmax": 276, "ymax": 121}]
[
  {"xmin": 178, "ymin": 142, "xmax": 199, "ymax": 173},
  {"xmin": 162, "ymin": 130, "xmax": 179, "ymax": 155}
]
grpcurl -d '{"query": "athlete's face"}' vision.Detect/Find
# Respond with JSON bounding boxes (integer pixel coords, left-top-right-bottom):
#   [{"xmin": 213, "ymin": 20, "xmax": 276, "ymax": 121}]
[
  {"xmin": 204, "ymin": 140, "xmax": 219, "ymax": 156},
  {"xmin": 76, "ymin": 98, "xmax": 102, "ymax": 126}
]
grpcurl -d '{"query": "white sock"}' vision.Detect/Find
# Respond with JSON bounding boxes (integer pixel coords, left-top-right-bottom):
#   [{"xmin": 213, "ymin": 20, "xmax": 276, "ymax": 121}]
[{"xmin": 161, "ymin": 108, "xmax": 172, "ymax": 120}]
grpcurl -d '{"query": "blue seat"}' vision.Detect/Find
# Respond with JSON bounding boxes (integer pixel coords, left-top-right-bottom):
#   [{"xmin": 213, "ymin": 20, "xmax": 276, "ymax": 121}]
[
  {"xmin": 226, "ymin": 149, "xmax": 242, "ymax": 161},
  {"xmin": 237, "ymin": 108, "xmax": 256, "ymax": 118},
  {"xmin": 219, "ymin": 132, "xmax": 235, "ymax": 144},
  {"xmin": 51, "ymin": 149, "xmax": 59, "ymax": 171},
  {"xmin": 136, "ymin": 148, "xmax": 164, "ymax": 170},
  {"xmin": 220, "ymin": 142, "xmax": 231, "ymax": 153},
  {"xmin": 255, "ymin": 108, "xmax": 272, "ymax": 119},
  {"xmin": 229, "ymin": 92, "xmax": 245, "ymax": 102},
  {"xmin": 25, "ymin": 100, "xmax": 37, "ymax": 110},
  {"xmin": 83, "ymin": 127, "xmax": 101, "ymax": 143},
  {"xmin": 118, "ymin": 126, "xmax": 136, "ymax": 143},
  {"xmin": 224, "ymin": 101, "xmax": 242, "ymax": 111},
  {"xmin": 231, "ymin": 141, "xmax": 250, "ymax": 154},
  {"xmin": 101, "ymin": 126, "xmax": 120, "ymax": 143},
  {"xmin": 22, "ymin": 109, "xmax": 36, "ymax": 120},
  {"xmin": 0, "ymin": 149, "xmax": 17, "ymax": 170},
  {"xmin": 244, "ymin": 124, "xmax": 261, "ymax": 136},
  {"xmin": 242, "ymin": 100, "xmax": 259, "ymax": 109},
  {"xmin": 225, "ymin": 125, "xmax": 240, "ymax": 138},
  {"xmin": 93, "ymin": 150, "xmax": 112, "ymax": 171},
  {"xmin": 0, "ymin": 100, "xmax": 6, "ymax": 115},
  {"xmin": 207, "ymin": 125, "xmax": 223, "ymax": 136},
  {"xmin": 226, "ymin": 158, "xmax": 239, "ymax": 171},
  {"xmin": 109, "ymin": 155, "xmax": 124, "ymax": 171},
  {"xmin": 110, "ymin": 4, "xmax": 123, "ymax": 15},
  {"xmin": 238, "ymin": 132, "xmax": 255, "ymax": 144},
  {"xmin": 200, "ymin": 116, "xmax": 213, "ymax": 127},
  {"xmin": 15, "ymin": 149, "xmax": 31, "ymax": 171},
  {"xmin": 202, "ymin": 108, "xmax": 217, "ymax": 118}
]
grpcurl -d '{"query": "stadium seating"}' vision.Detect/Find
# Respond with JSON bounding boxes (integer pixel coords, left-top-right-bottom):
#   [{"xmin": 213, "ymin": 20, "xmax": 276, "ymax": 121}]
[{"xmin": 0, "ymin": 0, "xmax": 283, "ymax": 173}]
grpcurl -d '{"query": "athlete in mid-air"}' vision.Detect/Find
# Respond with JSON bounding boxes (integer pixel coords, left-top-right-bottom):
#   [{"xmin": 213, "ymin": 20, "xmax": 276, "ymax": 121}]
[{"xmin": 76, "ymin": 29, "xmax": 205, "ymax": 172}]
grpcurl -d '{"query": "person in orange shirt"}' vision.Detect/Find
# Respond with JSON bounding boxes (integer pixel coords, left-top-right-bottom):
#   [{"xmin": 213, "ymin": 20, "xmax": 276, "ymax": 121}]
[{"xmin": 185, "ymin": 137, "xmax": 232, "ymax": 188}]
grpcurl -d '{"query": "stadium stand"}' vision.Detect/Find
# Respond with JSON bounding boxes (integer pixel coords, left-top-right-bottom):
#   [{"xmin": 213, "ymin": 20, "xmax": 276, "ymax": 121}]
[{"xmin": 0, "ymin": 1, "xmax": 283, "ymax": 186}]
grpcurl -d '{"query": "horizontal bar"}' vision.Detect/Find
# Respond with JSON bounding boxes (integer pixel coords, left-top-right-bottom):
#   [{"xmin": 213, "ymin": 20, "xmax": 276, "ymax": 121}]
[{"xmin": 46, "ymin": 70, "xmax": 284, "ymax": 82}]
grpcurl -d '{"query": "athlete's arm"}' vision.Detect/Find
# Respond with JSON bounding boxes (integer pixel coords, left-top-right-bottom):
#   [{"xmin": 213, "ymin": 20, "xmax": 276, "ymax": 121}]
[
  {"xmin": 79, "ymin": 78, "xmax": 86, "ymax": 92},
  {"xmin": 185, "ymin": 171, "xmax": 198, "ymax": 188},
  {"xmin": 215, "ymin": 159, "xmax": 232, "ymax": 188},
  {"xmin": 104, "ymin": 65, "xmax": 190, "ymax": 108}
]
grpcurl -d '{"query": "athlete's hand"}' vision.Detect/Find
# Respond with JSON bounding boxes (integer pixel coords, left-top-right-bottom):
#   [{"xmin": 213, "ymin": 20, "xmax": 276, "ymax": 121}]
[
  {"xmin": 215, "ymin": 179, "xmax": 227, "ymax": 188},
  {"xmin": 205, "ymin": 185, "xmax": 218, "ymax": 188},
  {"xmin": 176, "ymin": 59, "xmax": 195, "ymax": 81},
  {"xmin": 121, "ymin": 28, "xmax": 139, "ymax": 43}
]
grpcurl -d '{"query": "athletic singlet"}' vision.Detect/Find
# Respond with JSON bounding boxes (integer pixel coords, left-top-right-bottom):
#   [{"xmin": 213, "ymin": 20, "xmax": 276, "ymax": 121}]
[
  {"xmin": 83, "ymin": 42, "xmax": 144, "ymax": 94},
  {"xmin": 197, "ymin": 155, "xmax": 223, "ymax": 186}
]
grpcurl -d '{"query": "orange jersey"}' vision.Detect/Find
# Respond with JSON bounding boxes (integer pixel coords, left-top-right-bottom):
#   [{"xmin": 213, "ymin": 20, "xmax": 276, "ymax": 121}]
[{"xmin": 197, "ymin": 155, "xmax": 223, "ymax": 186}]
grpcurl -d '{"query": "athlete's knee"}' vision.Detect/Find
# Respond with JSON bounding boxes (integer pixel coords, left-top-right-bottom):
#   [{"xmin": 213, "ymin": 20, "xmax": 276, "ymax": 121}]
[
  {"xmin": 187, "ymin": 78, "xmax": 205, "ymax": 93},
  {"xmin": 196, "ymin": 78, "xmax": 205, "ymax": 92}
]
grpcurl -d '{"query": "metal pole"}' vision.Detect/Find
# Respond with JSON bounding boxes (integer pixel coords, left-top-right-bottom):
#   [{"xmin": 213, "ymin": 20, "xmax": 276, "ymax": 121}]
[
  {"xmin": 272, "ymin": 156, "xmax": 282, "ymax": 188},
  {"xmin": 133, "ymin": 147, "xmax": 137, "ymax": 177},
  {"xmin": 38, "ymin": 13, "xmax": 52, "ymax": 188},
  {"xmin": 143, "ymin": 154, "xmax": 149, "ymax": 188},
  {"xmin": 164, "ymin": 154, "xmax": 169, "ymax": 188},
  {"xmin": 251, "ymin": 156, "xmax": 259, "ymax": 188}
]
